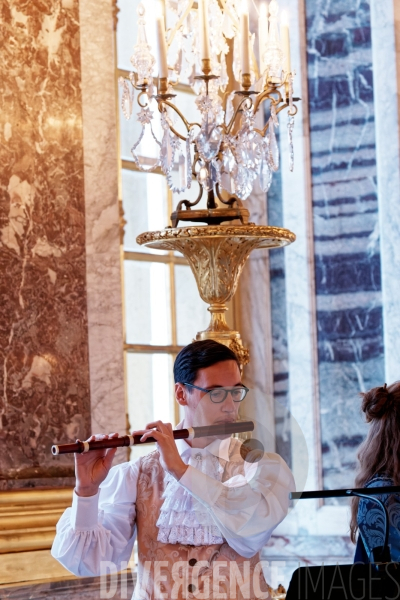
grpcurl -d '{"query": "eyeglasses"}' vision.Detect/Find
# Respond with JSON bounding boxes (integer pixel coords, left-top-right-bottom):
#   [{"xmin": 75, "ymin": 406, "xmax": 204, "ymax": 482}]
[{"xmin": 183, "ymin": 383, "xmax": 249, "ymax": 403}]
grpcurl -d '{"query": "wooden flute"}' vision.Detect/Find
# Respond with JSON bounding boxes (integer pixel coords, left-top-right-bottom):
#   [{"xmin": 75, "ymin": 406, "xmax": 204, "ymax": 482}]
[{"xmin": 51, "ymin": 420, "xmax": 254, "ymax": 455}]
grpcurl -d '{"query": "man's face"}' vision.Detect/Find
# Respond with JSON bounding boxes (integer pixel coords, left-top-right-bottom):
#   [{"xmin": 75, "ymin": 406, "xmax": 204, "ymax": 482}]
[{"xmin": 176, "ymin": 360, "xmax": 243, "ymax": 429}]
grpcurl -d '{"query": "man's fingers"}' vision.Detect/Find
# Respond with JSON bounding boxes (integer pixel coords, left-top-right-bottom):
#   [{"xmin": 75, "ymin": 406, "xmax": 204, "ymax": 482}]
[
  {"xmin": 140, "ymin": 430, "xmax": 164, "ymax": 442},
  {"xmin": 144, "ymin": 421, "xmax": 173, "ymax": 436},
  {"xmin": 131, "ymin": 429, "xmax": 148, "ymax": 436},
  {"xmin": 104, "ymin": 446, "xmax": 118, "ymax": 467}
]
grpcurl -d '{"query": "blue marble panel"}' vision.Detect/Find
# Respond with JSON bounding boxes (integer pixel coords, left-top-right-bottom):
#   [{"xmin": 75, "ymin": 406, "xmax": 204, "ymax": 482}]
[
  {"xmin": 266, "ymin": 136, "xmax": 292, "ymax": 469},
  {"xmin": 305, "ymin": 0, "xmax": 385, "ymax": 492}
]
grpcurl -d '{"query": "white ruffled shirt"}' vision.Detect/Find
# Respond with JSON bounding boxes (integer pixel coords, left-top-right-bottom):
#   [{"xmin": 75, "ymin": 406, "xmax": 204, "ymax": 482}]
[{"xmin": 51, "ymin": 432, "xmax": 295, "ymax": 577}]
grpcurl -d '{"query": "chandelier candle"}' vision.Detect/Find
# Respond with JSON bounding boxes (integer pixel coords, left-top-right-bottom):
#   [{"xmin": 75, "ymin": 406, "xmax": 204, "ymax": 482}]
[
  {"xmin": 198, "ymin": 0, "xmax": 210, "ymax": 61},
  {"xmin": 240, "ymin": 0, "xmax": 251, "ymax": 77},
  {"xmin": 280, "ymin": 11, "xmax": 291, "ymax": 75},
  {"xmin": 155, "ymin": 16, "xmax": 168, "ymax": 79},
  {"xmin": 258, "ymin": 3, "xmax": 269, "ymax": 75},
  {"xmin": 122, "ymin": 0, "xmax": 300, "ymax": 208}
]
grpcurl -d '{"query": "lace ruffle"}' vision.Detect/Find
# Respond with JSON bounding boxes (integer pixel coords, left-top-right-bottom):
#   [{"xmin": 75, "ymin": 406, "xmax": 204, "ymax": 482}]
[
  {"xmin": 156, "ymin": 454, "xmax": 225, "ymax": 546},
  {"xmin": 157, "ymin": 524, "xmax": 224, "ymax": 545}
]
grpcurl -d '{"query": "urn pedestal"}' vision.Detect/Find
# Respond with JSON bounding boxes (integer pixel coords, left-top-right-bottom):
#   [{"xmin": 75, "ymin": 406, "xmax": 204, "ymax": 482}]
[{"xmin": 137, "ymin": 224, "xmax": 295, "ymax": 365}]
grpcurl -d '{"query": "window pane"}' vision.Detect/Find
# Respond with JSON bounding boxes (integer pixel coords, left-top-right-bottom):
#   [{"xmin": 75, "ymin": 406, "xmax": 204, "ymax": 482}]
[
  {"xmin": 175, "ymin": 265, "xmax": 210, "ymax": 345},
  {"xmin": 122, "ymin": 170, "xmax": 168, "ymax": 253},
  {"xmin": 126, "ymin": 353, "xmax": 175, "ymax": 461},
  {"xmin": 124, "ymin": 261, "xmax": 172, "ymax": 345}
]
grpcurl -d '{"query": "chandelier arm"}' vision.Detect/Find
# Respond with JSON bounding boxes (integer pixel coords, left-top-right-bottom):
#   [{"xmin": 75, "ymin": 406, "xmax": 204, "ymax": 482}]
[
  {"xmin": 137, "ymin": 90, "xmax": 150, "ymax": 108},
  {"xmin": 166, "ymin": 1, "xmax": 194, "ymax": 49},
  {"xmin": 214, "ymin": 183, "xmax": 237, "ymax": 206},
  {"xmin": 253, "ymin": 87, "xmax": 283, "ymax": 115},
  {"xmin": 175, "ymin": 180, "xmax": 204, "ymax": 211},
  {"xmin": 157, "ymin": 100, "xmax": 201, "ymax": 141},
  {"xmin": 225, "ymin": 97, "xmax": 254, "ymax": 134}
]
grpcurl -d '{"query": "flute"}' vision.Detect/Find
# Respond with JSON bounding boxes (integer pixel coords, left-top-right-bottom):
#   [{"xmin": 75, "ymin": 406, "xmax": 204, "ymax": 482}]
[{"xmin": 51, "ymin": 420, "xmax": 254, "ymax": 455}]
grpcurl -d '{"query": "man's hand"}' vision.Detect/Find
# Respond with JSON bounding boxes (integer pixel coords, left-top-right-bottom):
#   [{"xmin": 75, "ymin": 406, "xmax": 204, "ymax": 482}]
[
  {"xmin": 134, "ymin": 421, "xmax": 188, "ymax": 480},
  {"xmin": 75, "ymin": 433, "xmax": 119, "ymax": 497}
]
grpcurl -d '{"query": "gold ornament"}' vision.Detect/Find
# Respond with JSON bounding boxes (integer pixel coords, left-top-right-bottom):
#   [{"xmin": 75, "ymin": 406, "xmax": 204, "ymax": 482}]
[{"xmin": 137, "ymin": 225, "xmax": 295, "ymax": 365}]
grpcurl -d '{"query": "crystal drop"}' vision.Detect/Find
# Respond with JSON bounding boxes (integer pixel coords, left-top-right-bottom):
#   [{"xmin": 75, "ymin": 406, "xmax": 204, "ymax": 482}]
[
  {"xmin": 221, "ymin": 145, "xmax": 236, "ymax": 172},
  {"xmin": 174, "ymin": 48, "xmax": 183, "ymax": 73},
  {"xmin": 266, "ymin": 118, "xmax": 279, "ymax": 171},
  {"xmin": 232, "ymin": 164, "xmax": 256, "ymax": 201},
  {"xmin": 119, "ymin": 78, "xmax": 134, "ymax": 120},
  {"xmin": 130, "ymin": 4, "xmax": 155, "ymax": 84},
  {"xmin": 209, "ymin": 158, "xmax": 221, "ymax": 186},
  {"xmin": 160, "ymin": 129, "xmax": 175, "ymax": 175},
  {"xmin": 259, "ymin": 157, "xmax": 272, "ymax": 192},
  {"xmin": 287, "ymin": 114, "xmax": 295, "ymax": 172},
  {"xmin": 235, "ymin": 128, "xmax": 263, "ymax": 170},
  {"xmin": 219, "ymin": 144, "xmax": 236, "ymax": 194},
  {"xmin": 271, "ymin": 102, "xmax": 279, "ymax": 127},
  {"xmin": 197, "ymin": 165, "xmax": 212, "ymax": 191},
  {"xmin": 178, "ymin": 153, "xmax": 186, "ymax": 189},
  {"xmin": 196, "ymin": 123, "xmax": 222, "ymax": 161},
  {"xmin": 131, "ymin": 122, "xmax": 161, "ymax": 172},
  {"xmin": 197, "ymin": 159, "xmax": 220, "ymax": 192}
]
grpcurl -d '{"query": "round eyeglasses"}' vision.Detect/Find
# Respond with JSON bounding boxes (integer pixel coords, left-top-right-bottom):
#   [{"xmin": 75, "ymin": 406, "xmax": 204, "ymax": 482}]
[{"xmin": 183, "ymin": 383, "xmax": 249, "ymax": 403}]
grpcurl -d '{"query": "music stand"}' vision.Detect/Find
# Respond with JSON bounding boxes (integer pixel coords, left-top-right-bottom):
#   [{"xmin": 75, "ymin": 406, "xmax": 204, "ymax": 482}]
[{"xmin": 285, "ymin": 486, "xmax": 400, "ymax": 600}]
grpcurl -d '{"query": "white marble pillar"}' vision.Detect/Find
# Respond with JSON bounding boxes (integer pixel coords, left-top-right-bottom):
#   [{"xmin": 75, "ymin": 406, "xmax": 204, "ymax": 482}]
[
  {"xmin": 370, "ymin": 0, "xmax": 400, "ymax": 384},
  {"xmin": 79, "ymin": 0, "xmax": 126, "ymax": 438},
  {"xmin": 278, "ymin": 0, "xmax": 321, "ymax": 500},
  {"xmin": 270, "ymin": 0, "xmax": 349, "ymax": 539},
  {"xmin": 236, "ymin": 181, "xmax": 276, "ymax": 454}
]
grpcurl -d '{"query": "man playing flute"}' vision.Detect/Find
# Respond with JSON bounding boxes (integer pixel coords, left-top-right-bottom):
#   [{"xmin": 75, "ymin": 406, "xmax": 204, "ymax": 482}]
[{"xmin": 52, "ymin": 340, "xmax": 295, "ymax": 599}]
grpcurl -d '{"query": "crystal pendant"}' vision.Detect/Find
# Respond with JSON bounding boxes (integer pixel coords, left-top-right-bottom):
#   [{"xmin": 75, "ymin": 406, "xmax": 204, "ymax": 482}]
[
  {"xmin": 130, "ymin": 3, "xmax": 156, "ymax": 85},
  {"xmin": 232, "ymin": 164, "xmax": 256, "ymax": 201},
  {"xmin": 166, "ymin": 131, "xmax": 193, "ymax": 193},
  {"xmin": 266, "ymin": 117, "xmax": 279, "ymax": 171},
  {"xmin": 235, "ymin": 127, "xmax": 263, "ymax": 170},
  {"xmin": 131, "ymin": 104, "xmax": 161, "ymax": 172},
  {"xmin": 259, "ymin": 155, "xmax": 273, "ymax": 192},
  {"xmin": 288, "ymin": 74, "xmax": 295, "ymax": 115},
  {"xmin": 119, "ymin": 77, "xmax": 134, "ymax": 120},
  {"xmin": 197, "ymin": 159, "xmax": 220, "ymax": 192},
  {"xmin": 219, "ymin": 143, "xmax": 237, "ymax": 195},
  {"xmin": 196, "ymin": 121, "xmax": 222, "ymax": 161},
  {"xmin": 160, "ymin": 128, "xmax": 175, "ymax": 175},
  {"xmin": 287, "ymin": 114, "xmax": 295, "ymax": 172}
]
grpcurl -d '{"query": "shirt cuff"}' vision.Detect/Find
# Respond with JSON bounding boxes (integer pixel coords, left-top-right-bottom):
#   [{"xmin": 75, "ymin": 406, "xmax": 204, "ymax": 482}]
[
  {"xmin": 70, "ymin": 490, "xmax": 99, "ymax": 530},
  {"xmin": 179, "ymin": 465, "xmax": 222, "ymax": 508}
]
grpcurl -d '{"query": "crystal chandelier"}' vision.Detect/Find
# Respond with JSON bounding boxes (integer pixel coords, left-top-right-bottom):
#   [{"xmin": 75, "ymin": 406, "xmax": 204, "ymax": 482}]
[{"xmin": 120, "ymin": 0, "xmax": 298, "ymax": 227}]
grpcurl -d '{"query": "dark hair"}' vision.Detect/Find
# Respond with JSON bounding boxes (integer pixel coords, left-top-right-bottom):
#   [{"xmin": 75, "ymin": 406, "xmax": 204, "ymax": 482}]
[
  {"xmin": 350, "ymin": 381, "xmax": 400, "ymax": 543},
  {"xmin": 174, "ymin": 340, "xmax": 239, "ymax": 385}
]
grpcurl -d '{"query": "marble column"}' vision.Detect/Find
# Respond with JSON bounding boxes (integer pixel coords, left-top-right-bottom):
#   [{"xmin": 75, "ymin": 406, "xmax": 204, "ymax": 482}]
[
  {"xmin": 236, "ymin": 181, "xmax": 276, "ymax": 454},
  {"xmin": 79, "ymin": 0, "xmax": 126, "ymax": 439},
  {"xmin": 370, "ymin": 0, "xmax": 400, "ymax": 384},
  {"xmin": 0, "ymin": 0, "xmax": 90, "ymax": 488}
]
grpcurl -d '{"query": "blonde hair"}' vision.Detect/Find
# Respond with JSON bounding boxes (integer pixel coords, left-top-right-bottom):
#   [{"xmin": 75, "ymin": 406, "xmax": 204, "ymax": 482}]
[{"xmin": 350, "ymin": 381, "xmax": 400, "ymax": 543}]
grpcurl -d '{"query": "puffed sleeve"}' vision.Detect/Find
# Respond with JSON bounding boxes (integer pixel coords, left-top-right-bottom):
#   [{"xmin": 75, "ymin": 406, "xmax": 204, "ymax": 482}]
[
  {"xmin": 51, "ymin": 460, "xmax": 139, "ymax": 576},
  {"xmin": 178, "ymin": 452, "xmax": 295, "ymax": 558}
]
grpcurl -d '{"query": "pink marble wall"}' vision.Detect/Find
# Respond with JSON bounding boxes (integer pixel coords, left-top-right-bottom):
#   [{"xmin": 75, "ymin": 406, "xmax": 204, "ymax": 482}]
[{"xmin": 0, "ymin": 0, "xmax": 90, "ymax": 488}]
